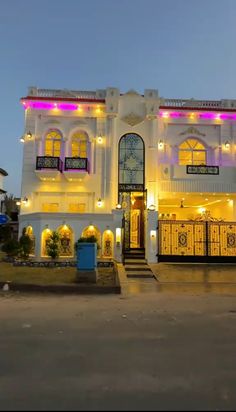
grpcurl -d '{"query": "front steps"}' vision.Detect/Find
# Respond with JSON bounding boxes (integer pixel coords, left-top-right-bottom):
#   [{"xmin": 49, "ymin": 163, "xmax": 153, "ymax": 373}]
[{"xmin": 124, "ymin": 249, "xmax": 154, "ymax": 279}]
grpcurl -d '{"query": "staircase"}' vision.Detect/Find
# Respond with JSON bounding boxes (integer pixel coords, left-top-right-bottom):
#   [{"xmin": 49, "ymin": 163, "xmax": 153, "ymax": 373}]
[{"xmin": 124, "ymin": 249, "xmax": 154, "ymax": 279}]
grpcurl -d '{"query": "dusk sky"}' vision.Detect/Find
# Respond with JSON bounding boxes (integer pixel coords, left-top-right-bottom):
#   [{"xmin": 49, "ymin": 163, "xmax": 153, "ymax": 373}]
[{"xmin": 1, "ymin": 0, "xmax": 236, "ymax": 196}]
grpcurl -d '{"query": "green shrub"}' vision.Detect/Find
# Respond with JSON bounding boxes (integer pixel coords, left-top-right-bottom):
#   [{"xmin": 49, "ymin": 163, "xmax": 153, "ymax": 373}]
[
  {"xmin": 1, "ymin": 239, "xmax": 20, "ymax": 257},
  {"xmin": 46, "ymin": 231, "xmax": 60, "ymax": 259},
  {"xmin": 19, "ymin": 228, "xmax": 33, "ymax": 259}
]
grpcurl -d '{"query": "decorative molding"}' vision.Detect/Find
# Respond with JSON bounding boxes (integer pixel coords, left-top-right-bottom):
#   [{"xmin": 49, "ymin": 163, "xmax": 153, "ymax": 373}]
[
  {"xmin": 125, "ymin": 89, "xmax": 140, "ymax": 96},
  {"xmin": 121, "ymin": 112, "xmax": 145, "ymax": 126},
  {"xmin": 179, "ymin": 127, "xmax": 206, "ymax": 137}
]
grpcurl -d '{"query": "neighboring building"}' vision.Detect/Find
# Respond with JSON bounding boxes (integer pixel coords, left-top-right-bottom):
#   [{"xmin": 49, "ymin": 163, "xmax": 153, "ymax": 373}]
[
  {"xmin": 0, "ymin": 168, "xmax": 8, "ymax": 212},
  {"xmin": 18, "ymin": 87, "xmax": 236, "ymax": 262}
]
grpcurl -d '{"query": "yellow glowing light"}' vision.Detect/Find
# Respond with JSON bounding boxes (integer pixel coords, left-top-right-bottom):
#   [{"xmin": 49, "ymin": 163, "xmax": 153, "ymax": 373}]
[
  {"xmin": 150, "ymin": 230, "xmax": 156, "ymax": 238},
  {"xmin": 116, "ymin": 228, "xmax": 121, "ymax": 243},
  {"xmin": 199, "ymin": 207, "xmax": 206, "ymax": 214},
  {"xmin": 189, "ymin": 112, "xmax": 196, "ymax": 119},
  {"xmin": 77, "ymin": 105, "xmax": 82, "ymax": 112},
  {"xmin": 97, "ymin": 136, "xmax": 103, "ymax": 144},
  {"xmin": 97, "ymin": 198, "xmax": 102, "ymax": 207},
  {"xmin": 89, "ymin": 225, "xmax": 94, "ymax": 230},
  {"xmin": 158, "ymin": 140, "xmax": 164, "ymax": 149},
  {"xmin": 162, "ymin": 112, "xmax": 169, "ymax": 119}
]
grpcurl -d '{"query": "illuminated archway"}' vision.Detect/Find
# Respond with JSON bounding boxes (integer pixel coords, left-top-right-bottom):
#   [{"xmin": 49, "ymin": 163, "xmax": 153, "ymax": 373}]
[
  {"xmin": 25, "ymin": 225, "xmax": 35, "ymax": 256},
  {"xmin": 41, "ymin": 228, "xmax": 52, "ymax": 257},
  {"xmin": 102, "ymin": 230, "xmax": 114, "ymax": 258},
  {"xmin": 81, "ymin": 225, "xmax": 101, "ymax": 257},
  {"xmin": 57, "ymin": 224, "xmax": 74, "ymax": 257}
]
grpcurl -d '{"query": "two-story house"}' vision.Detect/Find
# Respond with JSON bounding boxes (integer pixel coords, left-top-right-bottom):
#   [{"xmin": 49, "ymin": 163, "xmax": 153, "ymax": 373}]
[{"xmin": 18, "ymin": 87, "xmax": 236, "ymax": 263}]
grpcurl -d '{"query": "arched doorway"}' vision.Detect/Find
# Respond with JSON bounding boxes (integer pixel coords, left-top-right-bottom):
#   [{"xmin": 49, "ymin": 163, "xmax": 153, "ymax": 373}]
[{"xmin": 118, "ymin": 133, "xmax": 145, "ymax": 250}]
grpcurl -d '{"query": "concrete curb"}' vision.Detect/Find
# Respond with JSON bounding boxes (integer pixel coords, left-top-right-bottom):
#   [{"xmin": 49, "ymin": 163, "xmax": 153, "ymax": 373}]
[{"xmin": 0, "ymin": 281, "xmax": 121, "ymax": 295}]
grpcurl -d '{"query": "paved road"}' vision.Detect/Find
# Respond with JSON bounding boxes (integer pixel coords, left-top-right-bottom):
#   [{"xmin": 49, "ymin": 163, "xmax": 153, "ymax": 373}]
[{"xmin": 0, "ymin": 292, "xmax": 236, "ymax": 411}]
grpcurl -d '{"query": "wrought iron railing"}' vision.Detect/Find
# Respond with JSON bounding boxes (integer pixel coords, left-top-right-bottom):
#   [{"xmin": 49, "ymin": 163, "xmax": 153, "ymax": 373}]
[
  {"xmin": 36, "ymin": 156, "xmax": 63, "ymax": 171},
  {"xmin": 64, "ymin": 157, "xmax": 89, "ymax": 171}
]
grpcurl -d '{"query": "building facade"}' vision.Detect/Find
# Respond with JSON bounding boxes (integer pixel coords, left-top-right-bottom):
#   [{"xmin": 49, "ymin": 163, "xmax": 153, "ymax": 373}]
[{"xmin": 19, "ymin": 87, "xmax": 236, "ymax": 262}]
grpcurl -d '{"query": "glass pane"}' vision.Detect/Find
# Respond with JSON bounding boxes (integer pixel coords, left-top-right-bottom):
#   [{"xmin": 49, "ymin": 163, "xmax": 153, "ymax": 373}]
[
  {"xmin": 72, "ymin": 141, "xmax": 80, "ymax": 157},
  {"xmin": 179, "ymin": 150, "xmax": 192, "ymax": 165},
  {"xmin": 79, "ymin": 142, "xmax": 87, "ymax": 158},
  {"xmin": 187, "ymin": 139, "xmax": 198, "ymax": 149},
  {"xmin": 45, "ymin": 140, "xmax": 53, "ymax": 156},
  {"xmin": 119, "ymin": 134, "xmax": 144, "ymax": 184},
  {"xmin": 179, "ymin": 141, "xmax": 190, "ymax": 149},
  {"xmin": 194, "ymin": 142, "xmax": 205, "ymax": 150},
  {"xmin": 53, "ymin": 141, "xmax": 61, "ymax": 157},
  {"xmin": 193, "ymin": 151, "xmax": 206, "ymax": 165}
]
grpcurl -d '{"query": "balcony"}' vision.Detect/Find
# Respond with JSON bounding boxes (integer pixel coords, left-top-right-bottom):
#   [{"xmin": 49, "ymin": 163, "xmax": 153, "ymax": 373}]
[
  {"xmin": 63, "ymin": 157, "xmax": 89, "ymax": 181},
  {"xmin": 158, "ymin": 164, "xmax": 236, "ymax": 193},
  {"xmin": 35, "ymin": 156, "xmax": 63, "ymax": 181}
]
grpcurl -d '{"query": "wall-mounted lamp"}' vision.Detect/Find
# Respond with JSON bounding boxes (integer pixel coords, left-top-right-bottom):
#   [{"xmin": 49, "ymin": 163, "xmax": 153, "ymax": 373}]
[
  {"xmin": 225, "ymin": 140, "xmax": 230, "ymax": 150},
  {"xmin": 97, "ymin": 134, "xmax": 103, "ymax": 144},
  {"xmin": 116, "ymin": 203, "xmax": 122, "ymax": 210},
  {"xmin": 158, "ymin": 139, "xmax": 164, "ymax": 150},
  {"xmin": 97, "ymin": 198, "xmax": 102, "ymax": 207},
  {"xmin": 22, "ymin": 197, "xmax": 28, "ymax": 205},
  {"xmin": 26, "ymin": 131, "xmax": 32, "ymax": 139},
  {"xmin": 148, "ymin": 204, "xmax": 156, "ymax": 211},
  {"xmin": 20, "ymin": 136, "xmax": 25, "ymax": 143},
  {"xmin": 16, "ymin": 201, "xmax": 21, "ymax": 206}
]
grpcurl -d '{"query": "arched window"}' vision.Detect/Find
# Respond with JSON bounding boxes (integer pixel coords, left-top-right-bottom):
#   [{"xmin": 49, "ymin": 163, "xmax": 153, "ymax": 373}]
[
  {"xmin": 71, "ymin": 131, "xmax": 88, "ymax": 158},
  {"xmin": 178, "ymin": 138, "xmax": 207, "ymax": 165},
  {"xmin": 119, "ymin": 133, "xmax": 144, "ymax": 190},
  {"xmin": 44, "ymin": 129, "xmax": 62, "ymax": 157}
]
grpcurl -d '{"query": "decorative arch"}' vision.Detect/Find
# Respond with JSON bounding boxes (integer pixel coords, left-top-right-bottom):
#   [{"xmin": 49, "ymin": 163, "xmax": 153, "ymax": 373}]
[
  {"xmin": 81, "ymin": 225, "xmax": 101, "ymax": 257},
  {"xmin": 178, "ymin": 137, "xmax": 207, "ymax": 165},
  {"xmin": 70, "ymin": 130, "xmax": 89, "ymax": 158},
  {"xmin": 41, "ymin": 228, "xmax": 52, "ymax": 257},
  {"xmin": 102, "ymin": 230, "xmax": 114, "ymax": 258},
  {"xmin": 118, "ymin": 133, "xmax": 145, "ymax": 191},
  {"xmin": 57, "ymin": 224, "xmax": 74, "ymax": 257},
  {"xmin": 44, "ymin": 129, "xmax": 63, "ymax": 157},
  {"xmin": 25, "ymin": 225, "xmax": 35, "ymax": 256}
]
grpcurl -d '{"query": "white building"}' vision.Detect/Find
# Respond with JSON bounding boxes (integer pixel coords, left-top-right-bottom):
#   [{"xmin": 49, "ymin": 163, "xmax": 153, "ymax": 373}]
[{"xmin": 19, "ymin": 87, "xmax": 236, "ymax": 263}]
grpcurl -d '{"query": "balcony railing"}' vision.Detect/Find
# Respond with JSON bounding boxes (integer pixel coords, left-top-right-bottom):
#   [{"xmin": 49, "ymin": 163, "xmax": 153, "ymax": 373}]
[
  {"xmin": 36, "ymin": 156, "xmax": 63, "ymax": 171},
  {"xmin": 64, "ymin": 157, "xmax": 89, "ymax": 172}
]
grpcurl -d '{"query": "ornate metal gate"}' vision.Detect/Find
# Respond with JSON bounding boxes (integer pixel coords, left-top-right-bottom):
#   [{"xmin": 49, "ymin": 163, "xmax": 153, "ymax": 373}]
[{"xmin": 158, "ymin": 220, "xmax": 236, "ymax": 262}]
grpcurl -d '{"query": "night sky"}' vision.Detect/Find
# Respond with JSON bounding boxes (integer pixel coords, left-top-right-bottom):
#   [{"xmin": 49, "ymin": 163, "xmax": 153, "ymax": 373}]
[{"xmin": 1, "ymin": 0, "xmax": 236, "ymax": 196}]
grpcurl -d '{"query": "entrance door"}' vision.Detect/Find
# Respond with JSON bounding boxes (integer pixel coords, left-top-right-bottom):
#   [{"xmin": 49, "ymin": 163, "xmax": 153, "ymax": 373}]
[
  {"xmin": 130, "ymin": 209, "xmax": 141, "ymax": 248},
  {"xmin": 121, "ymin": 191, "xmax": 145, "ymax": 250}
]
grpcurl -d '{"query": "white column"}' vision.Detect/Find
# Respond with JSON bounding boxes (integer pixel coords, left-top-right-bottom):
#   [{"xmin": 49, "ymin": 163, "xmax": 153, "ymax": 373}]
[
  {"xmin": 145, "ymin": 210, "xmax": 158, "ymax": 263},
  {"xmin": 112, "ymin": 209, "xmax": 123, "ymax": 262}
]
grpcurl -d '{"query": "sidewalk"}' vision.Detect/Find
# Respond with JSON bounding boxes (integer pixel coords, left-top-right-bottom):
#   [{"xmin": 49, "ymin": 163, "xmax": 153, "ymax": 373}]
[{"xmin": 117, "ymin": 262, "xmax": 236, "ymax": 295}]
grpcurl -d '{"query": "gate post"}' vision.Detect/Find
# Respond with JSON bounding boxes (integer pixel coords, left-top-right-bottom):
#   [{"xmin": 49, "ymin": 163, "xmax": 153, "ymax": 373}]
[
  {"xmin": 112, "ymin": 209, "xmax": 124, "ymax": 263},
  {"xmin": 145, "ymin": 210, "xmax": 158, "ymax": 263}
]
